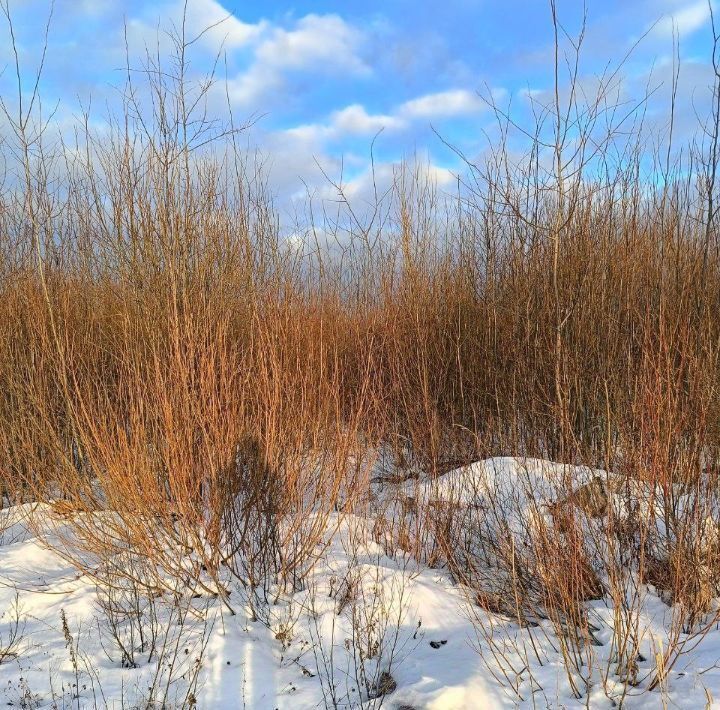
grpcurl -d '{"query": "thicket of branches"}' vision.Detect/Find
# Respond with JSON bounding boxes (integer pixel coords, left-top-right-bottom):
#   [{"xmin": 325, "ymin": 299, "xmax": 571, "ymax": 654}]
[{"xmin": 1, "ymin": 2, "xmax": 720, "ymax": 704}]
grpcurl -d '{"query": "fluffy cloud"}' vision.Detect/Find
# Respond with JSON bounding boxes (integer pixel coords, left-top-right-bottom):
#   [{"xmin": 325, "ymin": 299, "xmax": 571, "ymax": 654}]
[
  {"xmin": 330, "ymin": 104, "xmax": 404, "ymax": 134},
  {"xmin": 654, "ymin": 0, "xmax": 713, "ymax": 38},
  {"xmin": 227, "ymin": 14, "xmax": 368, "ymax": 107},
  {"xmin": 399, "ymin": 89, "xmax": 486, "ymax": 119},
  {"xmin": 283, "ymin": 87, "xmax": 496, "ymax": 146},
  {"xmin": 254, "ymin": 14, "xmax": 367, "ymax": 74},
  {"xmin": 287, "ymin": 104, "xmax": 406, "ymax": 143},
  {"xmin": 183, "ymin": 0, "xmax": 267, "ymax": 49},
  {"xmin": 120, "ymin": 5, "xmax": 367, "ymax": 109},
  {"xmin": 120, "ymin": 0, "xmax": 264, "ymax": 66}
]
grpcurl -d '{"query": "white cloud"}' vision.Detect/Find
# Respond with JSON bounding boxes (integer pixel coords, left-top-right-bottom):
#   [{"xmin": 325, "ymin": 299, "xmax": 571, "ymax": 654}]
[
  {"xmin": 654, "ymin": 0, "xmax": 713, "ymax": 38},
  {"xmin": 518, "ymin": 87, "xmax": 545, "ymax": 101},
  {"xmin": 399, "ymin": 89, "xmax": 485, "ymax": 119},
  {"xmin": 315, "ymin": 158, "xmax": 457, "ymax": 206},
  {"xmin": 287, "ymin": 104, "xmax": 406, "ymax": 143},
  {"xmin": 256, "ymin": 125, "xmax": 341, "ymax": 199},
  {"xmin": 183, "ymin": 0, "xmax": 266, "ymax": 49},
  {"xmin": 254, "ymin": 14, "xmax": 367, "ymax": 74},
  {"xmin": 226, "ymin": 14, "xmax": 368, "ymax": 107},
  {"xmin": 283, "ymin": 85, "xmax": 498, "ymax": 147},
  {"xmin": 124, "ymin": 0, "xmax": 265, "ymax": 59},
  {"xmin": 225, "ymin": 66, "xmax": 273, "ymax": 107},
  {"xmin": 424, "ymin": 164, "xmax": 456, "ymax": 189},
  {"xmin": 332, "ymin": 104, "xmax": 404, "ymax": 134}
]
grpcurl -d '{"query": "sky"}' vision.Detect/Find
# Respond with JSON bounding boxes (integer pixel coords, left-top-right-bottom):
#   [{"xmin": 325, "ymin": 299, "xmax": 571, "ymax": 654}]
[{"xmin": 0, "ymin": 0, "xmax": 718, "ymax": 215}]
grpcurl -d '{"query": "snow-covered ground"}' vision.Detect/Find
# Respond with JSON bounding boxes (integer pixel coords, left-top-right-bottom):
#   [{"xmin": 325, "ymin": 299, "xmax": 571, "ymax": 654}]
[{"xmin": 0, "ymin": 458, "xmax": 719, "ymax": 708}]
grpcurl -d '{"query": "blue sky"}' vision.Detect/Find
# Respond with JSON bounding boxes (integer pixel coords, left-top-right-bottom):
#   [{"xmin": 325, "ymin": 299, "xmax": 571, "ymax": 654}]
[{"xmin": 1, "ymin": 0, "xmax": 718, "ymax": 211}]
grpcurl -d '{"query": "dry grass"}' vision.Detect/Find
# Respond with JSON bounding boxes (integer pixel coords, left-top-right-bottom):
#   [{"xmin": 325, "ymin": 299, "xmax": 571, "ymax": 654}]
[{"xmin": 0, "ymin": 2, "xmax": 720, "ymax": 704}]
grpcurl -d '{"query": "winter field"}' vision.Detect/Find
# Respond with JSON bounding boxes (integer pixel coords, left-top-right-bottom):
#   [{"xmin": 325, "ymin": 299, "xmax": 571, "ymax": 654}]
[
  {"xmin": 4, "ymin": 458, "xmax": 720, "ymax": 709},
  {"xmin": 4, "ymin": 1, "xmax": 720, "ymax": 708}
]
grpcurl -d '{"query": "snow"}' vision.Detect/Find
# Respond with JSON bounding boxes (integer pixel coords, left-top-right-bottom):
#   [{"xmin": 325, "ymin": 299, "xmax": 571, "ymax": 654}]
[{"xmin": 0, "ymin": 459, "xmax": 719, "ymax": 708}]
